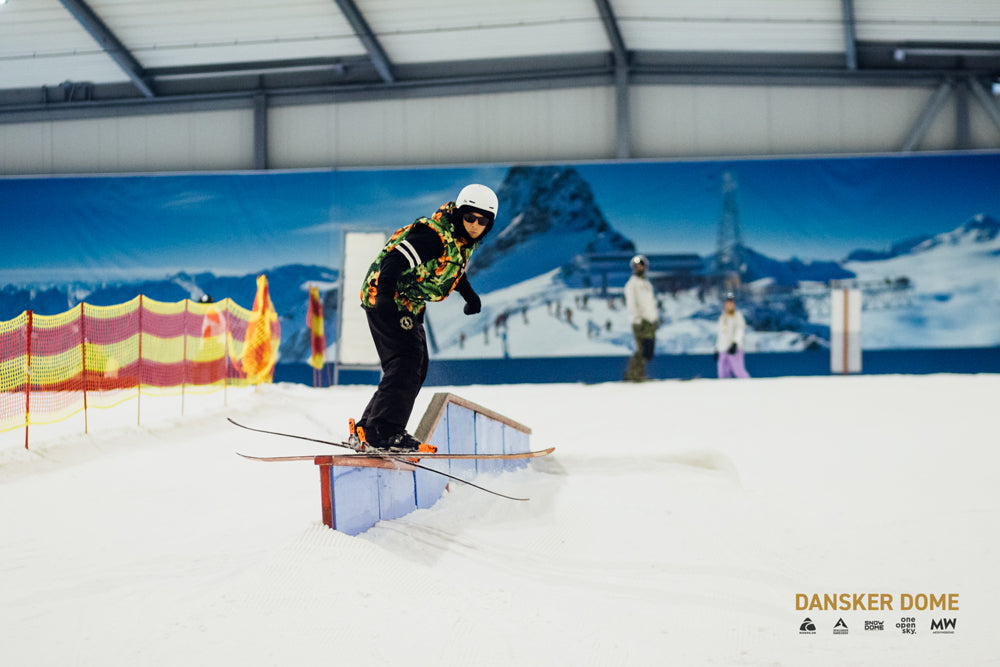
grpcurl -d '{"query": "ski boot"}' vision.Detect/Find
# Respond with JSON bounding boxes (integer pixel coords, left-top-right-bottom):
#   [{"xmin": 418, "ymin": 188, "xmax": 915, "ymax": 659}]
[
  {"xmin": 350, "ymin": 419, "xmax": 436, "ymax": 456},
  {"xmin": 347, "ymin": 418, "xmax": 370, "ymax": 452}
]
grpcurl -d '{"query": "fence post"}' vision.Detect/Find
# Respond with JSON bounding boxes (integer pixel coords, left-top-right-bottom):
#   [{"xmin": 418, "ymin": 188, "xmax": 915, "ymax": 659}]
[
  {"xmin": 25, "ymin": 310, "xmax": 32, "ymax": 450},
  {"xmin": 223, "ymin": 298, "xmax": 230, "ymax": 406},
  {"xmin": 137, "ymin": 295, "xmax": 143, "ymax": 426},
  {"xmin": 182, "ymin": 299, "xmax": 189, "ymax": 416},
  {"xmin": 80, "ymin": 303, "xmax": 89, "ymax": 434}
]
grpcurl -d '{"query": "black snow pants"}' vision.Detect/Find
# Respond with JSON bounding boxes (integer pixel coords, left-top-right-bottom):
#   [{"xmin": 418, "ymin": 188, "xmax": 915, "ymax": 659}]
[{"xmin": 358, "ymin": 304, "xmax": 429, "ymax": 436}]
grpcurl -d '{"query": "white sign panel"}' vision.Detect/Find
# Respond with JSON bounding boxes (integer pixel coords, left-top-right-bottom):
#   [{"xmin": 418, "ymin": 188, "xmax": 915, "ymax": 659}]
[{"xmin": 336, "ymin": 231, "xmax": 387, "ymax": 367}]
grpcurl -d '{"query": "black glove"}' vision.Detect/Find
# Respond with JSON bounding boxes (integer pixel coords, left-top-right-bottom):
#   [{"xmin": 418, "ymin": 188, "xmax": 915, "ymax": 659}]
[
  {"xmin": 463, "ymin": 291, "xmax": 481, "ymax": 315},
  {"xmin": 727, "ymin": 342, "xmax": 738, "ymax": 355},
  {"xmin": 713, "ymin": 350, "xmax": 719, "ymax": 362}
]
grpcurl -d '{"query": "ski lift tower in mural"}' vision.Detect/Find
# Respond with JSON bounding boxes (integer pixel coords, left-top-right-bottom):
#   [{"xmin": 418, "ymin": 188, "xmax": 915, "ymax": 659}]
[{"xmin": 715, "ymin": 172, "xmax": 746, "ymax": 292}]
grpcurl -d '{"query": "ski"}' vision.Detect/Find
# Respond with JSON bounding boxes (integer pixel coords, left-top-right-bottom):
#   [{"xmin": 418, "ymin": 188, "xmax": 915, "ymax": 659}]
[
  {"xmin": 228, "ymin": 418, "xmax": 363, "ymax": 451},
  {"xmin": 229, "ymin": 418, "xmax": 535, "ymax": 502},
  {"xmin": 236, "ymin": 447, "xmax": 554, "ymax": 462}
]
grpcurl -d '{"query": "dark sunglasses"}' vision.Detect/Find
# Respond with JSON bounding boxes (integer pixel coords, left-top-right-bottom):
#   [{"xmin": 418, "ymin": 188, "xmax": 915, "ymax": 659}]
[{"xmin": 462, "ymin": 211, "xmax": 490, "ymax": 226}]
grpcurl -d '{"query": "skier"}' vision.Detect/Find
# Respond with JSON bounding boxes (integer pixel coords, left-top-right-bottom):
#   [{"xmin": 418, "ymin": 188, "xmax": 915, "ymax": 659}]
[
  {"xmin": 623, "ymin": 255, "xmax": 658, "ymax": 381},
  {"xmin": 354, "ymin": 184, "xmax": 498, "ymax": 451},
  {"xmin": 715, "ymin": 292, "xmax": 751, "ymax": 378}
]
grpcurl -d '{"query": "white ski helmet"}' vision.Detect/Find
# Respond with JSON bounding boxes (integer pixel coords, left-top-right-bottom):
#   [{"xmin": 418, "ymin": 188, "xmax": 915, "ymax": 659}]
[{"xmin": 456, "ymin": 184, "xmax": 498, "ymax": 219}]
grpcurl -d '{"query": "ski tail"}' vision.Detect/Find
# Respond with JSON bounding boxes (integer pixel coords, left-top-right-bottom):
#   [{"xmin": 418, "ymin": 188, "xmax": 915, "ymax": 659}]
[{"xmin": 227, "ymin": 418, "xmax": 358, "ymax": 451}]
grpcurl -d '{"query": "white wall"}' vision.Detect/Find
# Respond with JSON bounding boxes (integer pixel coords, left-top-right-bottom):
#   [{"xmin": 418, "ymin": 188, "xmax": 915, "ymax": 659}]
[
  {"xmin": 632, "ymin": 84, "xmax": 1000, "ymax": 157},
  {"xmin": 268, "ymin": 87, "xmax": 616, "ymax": 169},
  {"xmin": 2, "ymin": 84, "xmax": 998, "ymax": 175},
  {"xmin": 1, "ymin": 109, "xmax": 254, "ymax": 175}
]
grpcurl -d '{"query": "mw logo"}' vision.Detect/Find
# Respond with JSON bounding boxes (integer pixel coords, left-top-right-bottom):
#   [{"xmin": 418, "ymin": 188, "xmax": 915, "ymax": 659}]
[{"xmin": 931, "ymin": 619, "xmax": 957, "ymax": 631}]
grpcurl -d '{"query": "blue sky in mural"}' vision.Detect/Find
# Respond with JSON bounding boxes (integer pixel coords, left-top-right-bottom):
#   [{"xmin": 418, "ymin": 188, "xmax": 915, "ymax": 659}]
[
  {"xmin": 580, "ymin": 152, "xmax": 1000, "ymax": 260},
  {"xmin": 0, "ymin": 166, "xmax": 506, "ymax": 282},
  {"xmin": 0, "ymin": 152, "xmax": 997, "ymax": 283}
]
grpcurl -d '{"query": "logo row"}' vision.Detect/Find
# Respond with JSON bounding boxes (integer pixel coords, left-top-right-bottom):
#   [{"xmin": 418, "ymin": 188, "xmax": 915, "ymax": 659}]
[{"xmin": 799, "ymin": 617, "xmax": 957, "ymax": 635}]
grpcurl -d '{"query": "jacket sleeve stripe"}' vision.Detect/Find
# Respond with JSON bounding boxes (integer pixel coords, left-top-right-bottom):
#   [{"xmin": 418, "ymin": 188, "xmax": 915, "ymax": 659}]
[{"xmin": 396, "ymin": 239, "xmax": 421, "ymax": 269}]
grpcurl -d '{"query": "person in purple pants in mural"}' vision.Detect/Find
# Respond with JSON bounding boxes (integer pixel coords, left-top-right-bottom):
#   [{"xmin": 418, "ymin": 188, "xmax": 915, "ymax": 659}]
[{"xmin": 715, "ymin": 292, "xmax": 751, "ymax": 379}]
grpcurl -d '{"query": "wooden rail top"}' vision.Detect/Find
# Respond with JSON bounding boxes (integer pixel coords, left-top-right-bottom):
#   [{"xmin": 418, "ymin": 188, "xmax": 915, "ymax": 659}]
[{"xmin": 413, "ymin": 392, "xmax": 532, "ymax": 443}]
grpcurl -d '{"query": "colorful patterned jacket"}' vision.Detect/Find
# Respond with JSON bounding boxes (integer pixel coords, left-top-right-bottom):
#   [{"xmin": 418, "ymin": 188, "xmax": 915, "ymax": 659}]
[{"xmin": 361, "ymin": 202, "xmax": 481, "ymax": 316}]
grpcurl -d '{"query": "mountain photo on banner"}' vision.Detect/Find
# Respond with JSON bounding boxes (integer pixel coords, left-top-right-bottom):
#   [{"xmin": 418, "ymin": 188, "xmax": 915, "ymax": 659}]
[
  {"xmin": 429, "ymin": 154, "xmax": 1000, "ymax": 360},
  {"xmin": 466, "ymin": 165, "xmax": 635, "ymax": 293},
  {"xmin": 1, "ymin": 152, "xmax": 998, "ymax": 364}
]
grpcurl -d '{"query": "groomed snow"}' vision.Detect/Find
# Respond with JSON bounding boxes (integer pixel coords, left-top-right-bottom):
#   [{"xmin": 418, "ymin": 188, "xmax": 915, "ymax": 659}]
[{"xmin": 1, "ymin": 374, "xmax": 996, "ymax": 665}]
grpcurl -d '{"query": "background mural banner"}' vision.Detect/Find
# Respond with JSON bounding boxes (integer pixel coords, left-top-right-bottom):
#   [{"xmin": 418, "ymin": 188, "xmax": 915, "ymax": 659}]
[{"xmin": 2, "ymin": 152, "xmax": 998, "ymax": 370}]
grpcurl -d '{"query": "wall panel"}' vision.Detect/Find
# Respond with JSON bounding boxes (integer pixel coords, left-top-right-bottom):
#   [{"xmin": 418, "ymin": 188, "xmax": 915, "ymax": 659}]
[
  {"xmin": 269, "ymin": 87, "xmax": 616, "ymax": 169},
  {"xmin": 3, "ymin": 85, "xmax": 999, "ymax": 175},
  {"xmin": 1, "ymin": 109, "xmax": 254, "ymax": 174},
  {"xmin": 630, "ymin": 84, "xmax": 997, "ymax": 158}
]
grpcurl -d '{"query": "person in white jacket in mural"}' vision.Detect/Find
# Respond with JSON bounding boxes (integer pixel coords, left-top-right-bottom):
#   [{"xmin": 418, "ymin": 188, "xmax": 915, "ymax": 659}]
[
  {"xmin": 715, "ymin": 292, "xmax": 751, "ymax": 378},
  {"xmin": 624, "ymin": 255, "xmax": 658, "ymax": 381}
]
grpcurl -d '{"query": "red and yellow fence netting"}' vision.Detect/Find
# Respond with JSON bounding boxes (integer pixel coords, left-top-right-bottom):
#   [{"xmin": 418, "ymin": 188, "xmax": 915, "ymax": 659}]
[{"xmin": 0, "ymin": 292, "xmax": 280, "ymax": 437}]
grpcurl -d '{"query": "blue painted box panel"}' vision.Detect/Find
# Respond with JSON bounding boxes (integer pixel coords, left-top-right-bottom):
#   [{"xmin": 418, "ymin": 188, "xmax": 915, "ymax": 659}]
[
  {"xmin": 331, "ymin": 466, "xmax": 381, "ymax": 536},
  {"xmin": 475, "ymin": 415, "xmax": 504, "ymax": 476},
  {"xmin": 446, "ymin": 403, "xmax": 477, "ymax": 477},
  {"xmin": 378, "ymin": 468, "xmax": 417, "ymax": 521},
  {"xmin": 415, "ymin": 426, "xmax": 450, "ymax": 509},
  {"xmin": 503, "ymin": 426, "xmax": 530, "ymax": 470}
]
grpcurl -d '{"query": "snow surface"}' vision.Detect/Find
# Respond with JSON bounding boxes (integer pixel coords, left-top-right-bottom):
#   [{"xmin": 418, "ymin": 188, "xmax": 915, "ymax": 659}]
[{"xmin": 1, "ymin": 375, "xmax": 997, "ymax": 666}]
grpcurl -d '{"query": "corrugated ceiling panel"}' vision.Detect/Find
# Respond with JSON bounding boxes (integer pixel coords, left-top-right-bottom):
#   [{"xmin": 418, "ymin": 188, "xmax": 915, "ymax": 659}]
[
  {"xmin": 631, "ymin": 84, "xmax": 961, "ymax": 158},
  {"xmin": 855, "ymin": 0, "xmax": 1000, "ymax": 42},
  {"xmin": 359, "ymin": 0, "xmax": 609, "ymax": 62},
  {"xmin": 87, "ymin": 0, "xmax": 366, "ymax": 68},
  {"xmin": 0, "ymin": 109, "xmax": 254, "ymax": 174},
  {"xmin": 0, "ymin": 0, "xmax": 125, "ymax": 86},
  {"xmin": 614, "ymin": 0, "xmax": 845, "ymax": 52},
  {"xmin": 269, "ymin": 87, "xmax": 615, "ymax": 168}
]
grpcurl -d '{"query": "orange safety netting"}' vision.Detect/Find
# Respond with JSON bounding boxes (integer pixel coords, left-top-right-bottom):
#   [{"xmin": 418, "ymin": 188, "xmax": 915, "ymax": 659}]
[{"xmin": 0, "ymin": 293, "xmax": 281, "ymax": 434}]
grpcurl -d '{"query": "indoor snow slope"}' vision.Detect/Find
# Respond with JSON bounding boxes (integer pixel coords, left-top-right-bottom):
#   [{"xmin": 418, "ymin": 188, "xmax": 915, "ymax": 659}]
[{"xmin": 1, "ymin": 374, "xmax": 997, "ymax": 666}]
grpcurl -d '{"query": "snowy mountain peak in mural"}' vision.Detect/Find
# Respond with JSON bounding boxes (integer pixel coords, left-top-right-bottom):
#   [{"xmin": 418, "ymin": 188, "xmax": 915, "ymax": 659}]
[
  {"xmin": 914, "ymin": 212, "xmax": 1000, "ymax": 251},
  {"xmin": 846, "ymin": 213, "xmax": 999, "ymax": 262},
  {"xmin": 467, "ymin": 165, "xmax": 635, "ymax": 293}
]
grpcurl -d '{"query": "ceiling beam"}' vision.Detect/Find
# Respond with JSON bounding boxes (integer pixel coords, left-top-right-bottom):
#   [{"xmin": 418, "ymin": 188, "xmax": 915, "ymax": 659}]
[
  {"xmin": 56, "ymin": 0, "xmax": 155, "ymax": 98},
  {"xmin": 901, "ymin": 80, "xmax": 954, "ymax": 152},
  {"xmin": 594, "ymin": 0, "xmax": 630, "ymax": 159},
  {"xmin": 594, "ymin": 0, "xmax": 627, "ymax": 66},
  {"xmin": 968, "ymin": 77, "xmax": 1000, "ymax": 134},
  {"xmin": 841, "ymin": 0, "xmax": 858, "ymax": 71},
  {"xmin": 2, "ymin": 49, "xmax": 995, "ymax": 125},
  {"xmin": 332, "ymin": 0, "xmax": 395, "ymax": 84}
]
